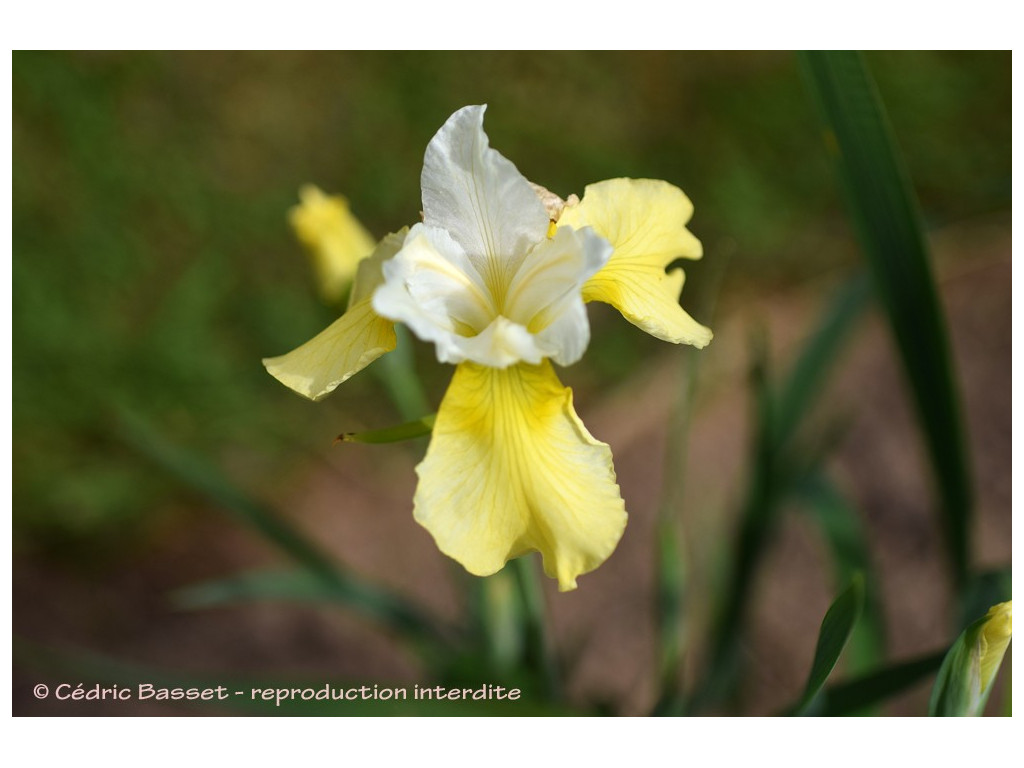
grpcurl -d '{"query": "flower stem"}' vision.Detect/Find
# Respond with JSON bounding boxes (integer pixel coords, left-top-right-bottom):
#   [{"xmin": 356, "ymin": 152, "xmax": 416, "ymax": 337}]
[
  {"xmin": 513, "ymin": 556, "xmax": 561, "ymax": 700},
  {"xmin": 373, "ymin": 324, "xmax": 432, "ymax": 421}
]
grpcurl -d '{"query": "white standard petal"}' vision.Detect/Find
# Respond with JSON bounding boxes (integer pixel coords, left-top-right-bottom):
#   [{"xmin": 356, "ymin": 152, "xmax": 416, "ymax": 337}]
[
  {"xmin": 372, "ymin": 223, "xmax": 496, "ymax": 365},
  {"xmin": 420, "ymin": 105, "xmax": 550, "ymax": 297},
  {"xmin": 504, "ymin": 226, "xmax": 612, "ymax": 366},
  {"xmin": 455, "ymin": 316, "xmax": 546, "ymax": 368}
]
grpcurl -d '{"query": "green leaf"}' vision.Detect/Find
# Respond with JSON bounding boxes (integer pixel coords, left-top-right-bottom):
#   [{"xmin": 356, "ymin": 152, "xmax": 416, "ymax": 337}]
[
  {"xmin": 116, "ymin": 408, "xmax": 452, "ymax": 650},
  {"xmin": 651, "ymin": 518, "xmax": 688, "ymax": 715},
  {"xmin": 337, "ymin": 414, "xmax": 435, "ymax": 444},
  {"xmin": 691, "ymin": 275, "xmax": 870, "ymax": 713},
  {"xmin": 174, "ymin": 568, "xmax": 342, "ymax": 608},
  {"xmin": 800, "ymin": 51, "xmax": 973, "ymax": 588},
  {"xmin": 796, "ymin": 474, "xmax": 885, "ymax": 675},
  {"xmin": 773, "ymin": 275, "xmax": 870, "ymax": 448},
  {"xmin": 929, "ymin": 601, "xmax": 1013, "ymax": 716},
  {"xmin": 813, "ymin": 651, "xmax": 945, "ymax": 716},
  {"xmin": 792, "ymin": 573, "xmax": 865, "ymax": 715},
  {"xmin": 693, "ymin": 272, "xmax": 869, "ymax": 712},
  {"xmin": 652, "ymin": 254, "xmax": 729, "ymax": 717},
  {"xmin": 958, "ymin": 568, "xmax": 1012, "ymax": 631},
  {"xmin": 172, "ymin": 568, "xmax": 451, "ymax": 648},
  {"xmin": 693, "ymin": 332, "xmax": 779, "ymax": 710}
]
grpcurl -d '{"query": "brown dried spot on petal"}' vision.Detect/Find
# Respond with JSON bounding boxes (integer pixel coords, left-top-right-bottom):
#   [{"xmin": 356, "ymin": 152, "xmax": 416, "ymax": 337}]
[{"xmin": 529, "ymin": 182, "xmax": 578, "ymax": 223}]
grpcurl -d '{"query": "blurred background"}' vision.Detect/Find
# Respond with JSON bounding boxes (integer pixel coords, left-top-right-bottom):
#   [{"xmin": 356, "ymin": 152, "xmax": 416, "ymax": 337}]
[{"xmin": 12, "ymin": 51, "xmax": 1011, "ymax": 715}]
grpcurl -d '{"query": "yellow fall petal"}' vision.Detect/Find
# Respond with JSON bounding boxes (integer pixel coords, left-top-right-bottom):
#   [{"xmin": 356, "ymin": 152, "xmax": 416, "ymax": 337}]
[
  {"xmin": 263, "ymin": 230, "xmax": 407, "ymax": 401},
  {"xmin": 262, "ymin": 299, "xmax": 395, "ymax": 401},
  {"xmin": 290, "ymin": 185, "xmax": 377, "ymax": 305},
  {"xmin": 414, "ymin": 360, "xmax": 627, "ymax": 591},
  {"xmin": 558, "ymin": 177, "xmax": 713, "ymax": 348}
]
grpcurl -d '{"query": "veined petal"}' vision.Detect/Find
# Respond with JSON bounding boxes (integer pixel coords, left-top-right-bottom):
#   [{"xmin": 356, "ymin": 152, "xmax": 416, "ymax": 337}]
[
  {"xmin": 372, "ymin": 223, "xmax": 496, "ymax": 364},
  {"xmin": 264, "ymin": 231, "xmax": 405, "ymax": 401},
  {"xmin": 414, "ymin": 360, "xmax": 627, "ymax": 591},
  {"xmin": 558, "ymin": 178, "xmax": 713, "ymax": 348},
  {"xmin": 290, "ymin": 185, "xmax": 377, "ymax": 304},
  {"xmin": 505, "ymin": 225, "xmax": 612, "ymax": 366},
  {"xmin": 421, "ymin": 105, "xmax": 549, "ymax": 296},
  {"xmin": 455, "ymin": 316, "xmax": 545, "ymax": 368},
  {"xmin": 262, "ymin": 300, "xmax": 395, "ymax": 401}
]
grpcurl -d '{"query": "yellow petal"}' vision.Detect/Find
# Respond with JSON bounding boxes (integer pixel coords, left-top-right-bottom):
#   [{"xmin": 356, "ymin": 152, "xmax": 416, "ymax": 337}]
[
  {"xmin": 262, "ymin": 299, "xmax": 395, "ymax": 401},
  {"xmin": 290, "ymin": 185, "xmax": 377, "ymax": 305},
  {"xmin": 414, "ymin": 360, "xmax": 627, "ymax": 591},
  {"xmin": 558, "ymin": 178, "xmax": 713, "ymax": 348},
  {"xmin": 264, "ymin": 229, "xmax": 407, "ymax": 401}
]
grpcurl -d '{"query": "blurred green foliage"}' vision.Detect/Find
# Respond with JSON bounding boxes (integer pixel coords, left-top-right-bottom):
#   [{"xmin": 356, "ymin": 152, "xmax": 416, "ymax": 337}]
[
  {"xmin": 802, "ymin": 51, "xmax": 974, "ymax": 588},
  {"xmin": 12, "ymin": 51, "xmax": 1010, "ymax": 554}
]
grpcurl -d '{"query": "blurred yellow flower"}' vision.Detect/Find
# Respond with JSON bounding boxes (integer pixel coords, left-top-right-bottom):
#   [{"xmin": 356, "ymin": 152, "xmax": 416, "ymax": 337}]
[
  {"xmin": 289, "ymin": 184, "xmax": 376, "ymax": 305},
  {"xmin": 264, "ymin": 105, "xmax": 711, "ymax": 590}
]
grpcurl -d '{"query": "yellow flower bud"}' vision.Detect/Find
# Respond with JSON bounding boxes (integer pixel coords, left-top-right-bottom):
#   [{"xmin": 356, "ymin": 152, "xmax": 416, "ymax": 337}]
[
  {"xmin": 289, "ymin": 185, "xmax": 376, "ymax": 306},
  {"xmin": 930, "ymin": 599, "xmax": 1012, "ymax": 716},
  {"xmin": 978, "ymin": 600, "xmax": 1012, "ymax": 693}
]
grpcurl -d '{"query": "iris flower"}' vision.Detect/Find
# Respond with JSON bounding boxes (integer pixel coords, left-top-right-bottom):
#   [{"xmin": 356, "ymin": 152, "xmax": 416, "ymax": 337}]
[{"xmin": 264, "ymin": 105, "xmax": 711, "ymax": 591}]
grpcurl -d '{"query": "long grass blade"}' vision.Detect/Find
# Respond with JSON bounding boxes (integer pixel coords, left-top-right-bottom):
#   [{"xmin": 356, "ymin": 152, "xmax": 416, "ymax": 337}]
[
  {"xmin": 172, "ymin": 568, "xmax": 447, "ymax": 646},
  {"xmin": 791, "ymin": 573, "xmax": 864, "ymax": 715},
  {"xmin": 795, "ymin": 473, "xmax": 885, "ymax": 675},
  {"xmin": 652, "ymin": 248, "xmax": 731, "ymax": 716},
  {"xmin": 958, "ymin": 568, "xmax": 1012, "ymax": 631},
  {"xmin": 116, "ymin": 408, "xmax": 452, "ymax": 649},
  {"xmin": 773, "ymin": 275, "xmax": 870, "ymax": 448},
  {"xmin": 812, "ymin": 651, "xmax": 946, "ymax": 716},
  {"xmin": 692, "ymin": 332, "xmax": 778, "ymax": 710},
  {"xmin": 799, "ymin": 51, "xmax": 973, "ymax": 588}
]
